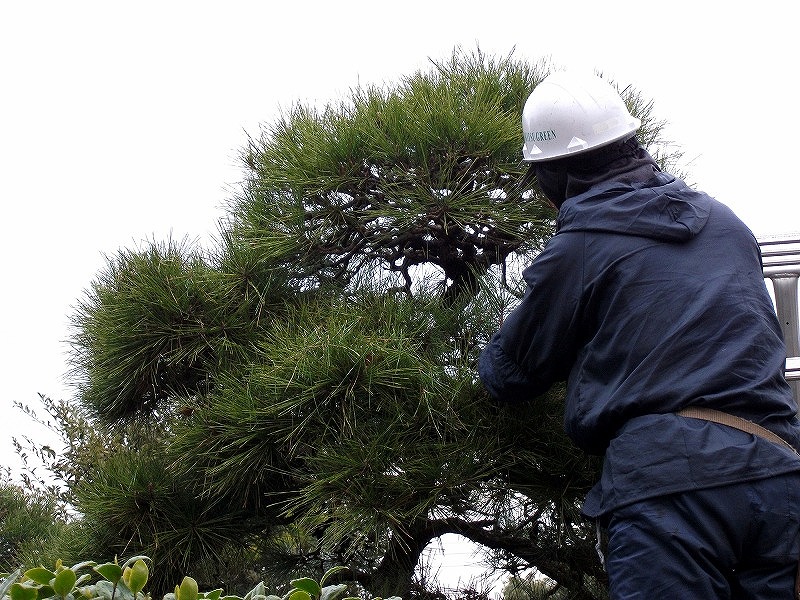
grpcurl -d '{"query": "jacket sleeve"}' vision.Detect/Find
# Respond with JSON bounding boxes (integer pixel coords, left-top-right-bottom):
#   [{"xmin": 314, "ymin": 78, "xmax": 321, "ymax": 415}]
[{"xmin": 479, "ymin": 233, "xmax": 585, "ymax": 403}]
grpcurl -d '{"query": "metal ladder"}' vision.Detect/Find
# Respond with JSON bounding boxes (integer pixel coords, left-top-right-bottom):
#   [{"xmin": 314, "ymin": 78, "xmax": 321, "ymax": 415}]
[{"xmin": 759, "ymin": 236, "xmax": 800, "ymax": 403}]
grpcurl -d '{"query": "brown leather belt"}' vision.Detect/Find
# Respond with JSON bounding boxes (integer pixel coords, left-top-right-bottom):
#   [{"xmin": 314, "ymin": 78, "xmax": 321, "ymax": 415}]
[
  {"xmin": 677, "ymin": 406, "xmax": 799, "ymax": 456},
  {"xmin": 676, "ymin": 406, "xmax": 800, "ymax": 598}
]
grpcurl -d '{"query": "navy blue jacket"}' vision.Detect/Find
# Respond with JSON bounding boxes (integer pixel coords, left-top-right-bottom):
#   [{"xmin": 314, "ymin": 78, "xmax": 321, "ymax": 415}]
[{"xmin": 479, "ymin": 171, "xmax": 800, "ymax": 517}]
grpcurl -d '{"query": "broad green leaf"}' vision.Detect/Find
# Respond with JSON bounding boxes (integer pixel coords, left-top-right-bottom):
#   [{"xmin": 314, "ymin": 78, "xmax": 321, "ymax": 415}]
[
  {"xmin": 24, "ymin": 569, "xmax": 54, "ymax": 587},
  {"xmin": 53, "ymin": 569, "xmax": 76, "ymax": 598},
  {"xmin": 201, "ymin": 589, "xmax": 223, "ymax": 600},
  {"xmin": 287, "ymin": 591, "xmax": 311, "ymax": 600},
  {"xmin": 10, "ymin": 584, "xmax": 38, "ymax": 600},
  {"xmin": 93, "ymin": 564, "xmax": 122, "ymax": 585},
  {"xmin": 176, "ymin": 577, "xmax": 198, "ymax": 600},
  {"xmin": 289, "ymin": 579, "xmax": 320, "ymax": 598},
  {"xmin": 122, "ymin": 561, "xmax": 147, "ymax": 597}
]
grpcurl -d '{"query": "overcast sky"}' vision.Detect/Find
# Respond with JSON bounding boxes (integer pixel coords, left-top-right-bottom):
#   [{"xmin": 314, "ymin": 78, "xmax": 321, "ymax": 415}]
[{"xmin": 1, "ymin": 0, "xmax": 797, "ymax": 590}]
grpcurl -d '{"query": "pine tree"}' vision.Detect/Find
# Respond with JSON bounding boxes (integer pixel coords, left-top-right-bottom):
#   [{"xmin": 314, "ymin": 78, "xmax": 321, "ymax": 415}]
[{"xmin": 60, "ymin": 48, "xmax": 676, "ymax": 599}]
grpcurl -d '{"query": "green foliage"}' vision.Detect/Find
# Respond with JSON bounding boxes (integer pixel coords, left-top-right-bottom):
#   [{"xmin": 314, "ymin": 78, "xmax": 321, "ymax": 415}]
[
  {"xmin": 1, "ymin": 556, "xmax": 148, "ymax": 600},
  {"xmin": 69, "ymin": 447, "xmax": 256, "ymax": 596},
  {"xmin": 69, "ymin": 238, "xmax": 267, "ymax": 424},
  {"xmin": 502, "ymin": 573, "xmax": 571, "ymax": 600},
  {"xmin": 172, "ymin": 576, "xmax": 198, "ymax": 600},
  {"xmin": 27, "ymin": 46, "xmax": 682, "ymax": 599},
  {"xmin": 233, "ymin": 49, "xmax": 554, "ymax": 302},
  {"xmin": 0, "ymin": 560, "xmax": 395, "ymax": 600},
  {"xmin": 11, "ymin": 394, "xmax": 129, "ymax": 513},
  {"xmin": 170, "ymin": 290, "xmax": 482, "ymax": 532},
  {"xmin": 0, "ymin": 483, "xmax": 65, "ymax": 572}
]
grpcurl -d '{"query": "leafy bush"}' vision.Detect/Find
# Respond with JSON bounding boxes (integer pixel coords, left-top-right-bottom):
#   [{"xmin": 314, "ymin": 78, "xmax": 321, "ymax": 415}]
[
  {"xmin": 0, "ymin": 558, "xmax": 399, "ymax": 600},
  {"xmin": 0, "ymin": 484, "xmax": 66, "ymax": 573}
]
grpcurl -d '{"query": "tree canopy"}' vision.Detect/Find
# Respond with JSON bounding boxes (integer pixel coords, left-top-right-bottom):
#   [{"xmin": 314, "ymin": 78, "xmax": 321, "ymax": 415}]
[{"xmin": 19, "ymin": 48, "xmax": 677, "ymax": 600}]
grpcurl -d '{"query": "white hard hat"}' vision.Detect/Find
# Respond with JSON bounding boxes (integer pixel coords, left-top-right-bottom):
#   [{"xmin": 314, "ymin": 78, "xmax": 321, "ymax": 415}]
[{"xmin": 522, "ymin": 71, "xmax": 641, "ymax": 162}]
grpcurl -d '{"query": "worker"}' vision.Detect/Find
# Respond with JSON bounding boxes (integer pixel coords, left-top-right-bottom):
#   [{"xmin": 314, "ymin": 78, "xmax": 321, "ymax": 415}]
[{"xmin": 478, "ymin": 70, "xmax": 800, "ymax": 599}]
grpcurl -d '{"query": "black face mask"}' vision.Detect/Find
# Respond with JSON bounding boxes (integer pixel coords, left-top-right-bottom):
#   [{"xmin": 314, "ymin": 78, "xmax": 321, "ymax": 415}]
[
  {"xmin": 533, "ymin": 163, "xmax": 569, "ymax": 208},
  {"xmin": 532, "ymin": 136, "xmax": 657, "ymax": 208}
]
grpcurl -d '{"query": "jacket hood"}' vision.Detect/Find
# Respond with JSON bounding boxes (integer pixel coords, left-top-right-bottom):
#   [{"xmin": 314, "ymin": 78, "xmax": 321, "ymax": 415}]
[{"xmin": 556, "ymin": 173, "xmax": 712, "ymax": 242}]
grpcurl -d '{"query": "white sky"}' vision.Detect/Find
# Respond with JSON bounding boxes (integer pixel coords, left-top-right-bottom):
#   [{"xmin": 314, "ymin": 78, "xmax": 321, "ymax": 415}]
[{"xmin": 1, "ymin": 0, "xmax": 797, "ymax": 591}]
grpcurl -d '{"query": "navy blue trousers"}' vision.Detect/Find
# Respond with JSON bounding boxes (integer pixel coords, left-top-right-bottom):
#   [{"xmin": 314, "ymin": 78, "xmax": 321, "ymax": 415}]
[{"xmin": 604, "ymin": 472, "xmax": 800, "ymax": 599}]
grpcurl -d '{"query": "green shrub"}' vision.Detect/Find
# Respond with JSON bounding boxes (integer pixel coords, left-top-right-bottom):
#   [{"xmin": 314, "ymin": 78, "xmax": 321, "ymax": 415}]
[{"xmin": 0, "ymin": 559, "xmax": 400, "ymax": 600}]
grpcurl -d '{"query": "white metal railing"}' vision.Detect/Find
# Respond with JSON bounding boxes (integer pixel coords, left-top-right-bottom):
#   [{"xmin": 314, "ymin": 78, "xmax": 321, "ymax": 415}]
[
  {"xmin": 759, "ymin": 236, "xmax": 800, "ymax": 403},
  {"xmin": 787, "ymin": 357, "xmax": 800, "ymax": 383}
]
